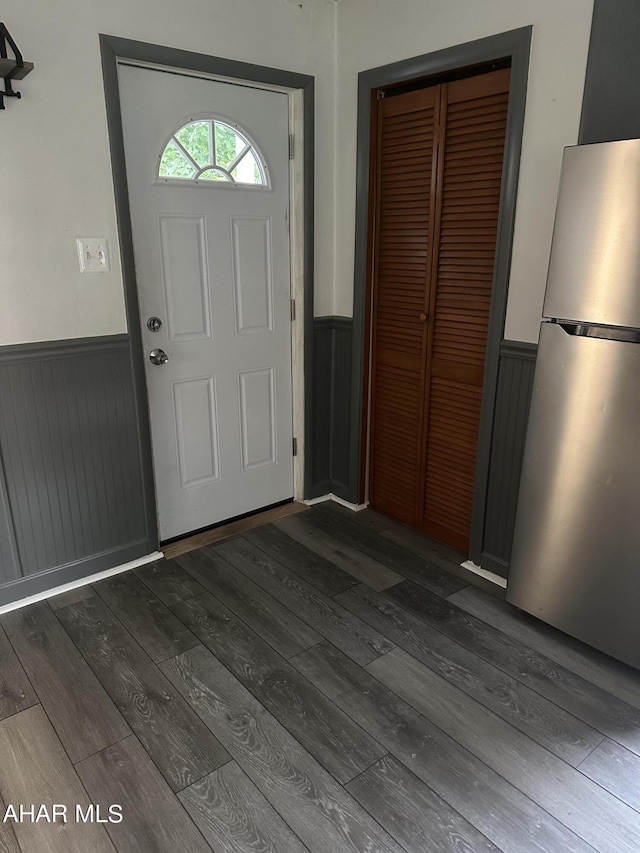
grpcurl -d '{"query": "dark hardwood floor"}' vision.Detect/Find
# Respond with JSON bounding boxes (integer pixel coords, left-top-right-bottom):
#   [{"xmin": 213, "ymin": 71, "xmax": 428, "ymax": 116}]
[{"xmin": 1, "ymin": 501, "xmax": 640, "ymax": 852}]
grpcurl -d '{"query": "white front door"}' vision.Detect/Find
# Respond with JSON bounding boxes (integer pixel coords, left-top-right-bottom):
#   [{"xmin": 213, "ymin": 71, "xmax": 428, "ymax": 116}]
[{"xmin": 119, "ymin": 64, "xmax": 294, "ymax": 541}]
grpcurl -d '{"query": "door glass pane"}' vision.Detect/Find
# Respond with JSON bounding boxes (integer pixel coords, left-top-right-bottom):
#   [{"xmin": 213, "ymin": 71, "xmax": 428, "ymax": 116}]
[
  {"xmin": 159, "ymin": 140, "xmax": 197, "ymax": 179},
  {"xmin": 214, "ymin": 122, "xmax": 241, "ymax": 170},
  {"xmin": 175, "ymin": 121, "xmax": 210, "ymax": 167},
  {"xmin": 232, "ymin": 150, "xmax": 263, "ymax": 185},
  {"xmin": 199, "ymin": 168, "xmax": 230, "ymax": 182}
]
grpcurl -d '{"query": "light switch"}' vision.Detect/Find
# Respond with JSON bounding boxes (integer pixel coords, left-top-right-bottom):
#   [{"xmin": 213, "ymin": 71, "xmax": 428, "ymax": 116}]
[{"xmin": 77, "ymin": 238, "xmax": 111, "ymax": 273}]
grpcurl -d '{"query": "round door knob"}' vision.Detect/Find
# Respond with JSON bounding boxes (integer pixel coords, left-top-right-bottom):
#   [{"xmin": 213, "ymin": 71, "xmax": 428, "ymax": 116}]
[
  {"xmin": 419, "ymin": 312, "xmax": 428, "ymax": 322},
  {"xmin": 149, "ymin": 348, "xmax": 169, "ymax": 365}
]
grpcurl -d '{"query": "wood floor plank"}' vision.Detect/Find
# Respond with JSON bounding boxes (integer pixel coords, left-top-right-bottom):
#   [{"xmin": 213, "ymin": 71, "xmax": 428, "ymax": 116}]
[
  {"xmin": 291, "ymin": 641, "xmax": 592, "ymax": 853},
  {"xmin": 160, "ymin": 645, "xmax": 404, "ymax": 853},
  {"xmin": 173, "ymin": 593, "xmax": 386, "ymax": 783},
  {"xmin": 1, "ymin": 602, "xmax": 130, "ymax": 762},
  {"xmin": 179, "ymin": 761, "xmax": 308, "ymax": 853},
  {"xmin": 380, "ymin": 522, "xmax": 506, "ymax": 598},
  {"xmin": 0, "ymin": 624, "xmax": 37, "ymax": 721},
  {"xmin": 369, "ymin": 647, "xmax": 640, "ymax": 853},
  {"xmin": 579, "ymin": 738, "xmax": 640, "ymax": 811},
  {"xmin": 56, "ymin": 596, "xmax": 229, "ymax": 792},
  {"xmin": 387, "ymin": 579, "xmax": 640, "ymax": 756},
  {"xmin": 47, "ymin": 585, "xmax": 96, "ymax": 611},
  {"xmin": 216, "ymin": 537, "xmax": 394, "ymax": 665},
  {"xmin": 346, "ymin": 754, "xmax": 499, "ymax": 853},
  {"xmin": 336, "ymin": 583, "xmax": 602, "ymax": 765},
  {"xmin": 379, "ymin": 518, "xmax": 467, "ymax": 571},
  {"xmin": 163, "ymin": 501, "xmax": 307, "ymax": 558},
  {"xmin": 175, "ymin": 548, "xmax": 321, "ymax": 658},
  {"xmin": 244, "ymin": 524, "xmax": 357, "ymax": 596},
  {"xmin": 135, "ymin": 558, "xmax": 206, "ymax": 607},
  {"xmin": 450, "ymin": 585, "xmax": 640, "ymax": 710},
  {"xmin": 274, "ymin": 514, "xmax": 405, "ymax": 591},
  {"xmin": 306, "ymin": 503, "xmax": 467, "ymax": 597},
  {"xmin": 93, "ymin": 570, "xmax": 199, "ymax": 663},
  {"xmin": 0, "ymin": 706, "xmax": 115, "ymax": 852},
  {"xmin": 0, "ymin": 792, "xmax": 20, "ymax": 853},
  {"xmin": 325, "ymin": 504, "xmax": 401, "ymax": 534},
  {"xmin": 77, "ymin": 735, "xmax": 211, "ymax": 853}
]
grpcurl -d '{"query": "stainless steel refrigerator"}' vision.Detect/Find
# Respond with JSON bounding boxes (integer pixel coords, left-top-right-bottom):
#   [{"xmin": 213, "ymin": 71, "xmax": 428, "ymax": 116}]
[{"xmin": 507, "ymin": 139, "xmax": 640, "ymax": 670}]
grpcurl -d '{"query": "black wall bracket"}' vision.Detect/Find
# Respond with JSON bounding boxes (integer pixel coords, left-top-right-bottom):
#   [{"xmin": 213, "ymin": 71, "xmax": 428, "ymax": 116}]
[{"xmin": 0, "ymin": 23, "xmax": 34, "ymax": 110}]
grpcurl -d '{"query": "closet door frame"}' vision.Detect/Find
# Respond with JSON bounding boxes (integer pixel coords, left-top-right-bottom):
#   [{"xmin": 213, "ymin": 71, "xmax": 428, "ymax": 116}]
[{"xmin": 350, "ymin": 27, "xmax": 532, "ymax": 562}]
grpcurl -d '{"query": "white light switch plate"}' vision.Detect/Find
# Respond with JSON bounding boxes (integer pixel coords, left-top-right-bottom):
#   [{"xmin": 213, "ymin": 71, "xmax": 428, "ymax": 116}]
[{"xmin": 77, "ymin": 238, "xmax": 111, "ymax": 273}]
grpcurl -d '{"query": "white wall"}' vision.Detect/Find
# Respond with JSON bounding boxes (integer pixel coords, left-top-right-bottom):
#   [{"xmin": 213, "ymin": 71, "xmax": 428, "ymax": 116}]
[
  {"xmin": 0, "ymin": 0, "xmax": 336, "ymax": 345},
  {"xmin": 0, "ymin": 0, "xmax": 597, "ymax": 345},
  {"xmin": 334, "ymin": 0, "xmax": 595, "ymax": 342}
]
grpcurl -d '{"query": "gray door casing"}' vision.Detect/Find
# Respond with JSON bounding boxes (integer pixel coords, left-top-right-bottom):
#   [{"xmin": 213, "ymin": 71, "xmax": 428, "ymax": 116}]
[{"xmin": 349, "ymin": 28, "xmax": 532, "ymax": 564}]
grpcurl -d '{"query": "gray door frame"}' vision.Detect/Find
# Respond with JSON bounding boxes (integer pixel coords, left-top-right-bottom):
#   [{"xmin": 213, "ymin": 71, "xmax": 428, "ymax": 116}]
[
  {"xmin": 350, "ymin": 27, "xmax": 531, "ymax": 559},
  {"xmin": 100, "ymin": 35, "xmax": 315, "ymax": 548}
]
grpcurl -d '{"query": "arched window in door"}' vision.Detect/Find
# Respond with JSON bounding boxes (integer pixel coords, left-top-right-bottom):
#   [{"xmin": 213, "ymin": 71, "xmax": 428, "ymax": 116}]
[{"xmin": 158, "ymin": 118, "xmax": 268, "ymax": 186}]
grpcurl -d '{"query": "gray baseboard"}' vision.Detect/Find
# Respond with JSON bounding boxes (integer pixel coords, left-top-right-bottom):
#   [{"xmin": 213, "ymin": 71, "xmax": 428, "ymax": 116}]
[
  {"xmin": 474, "ymin": 340, "xmax": 537, "ymax": 577},
  {"xmin": 0, "ymin": 335, "xmax": 151, "ymax": 603},
  {"xmin": 310, "ymin": 317, "xmax": 353, "ymax": 499},
  {"xmin": 0, "ymin": 540, "xmax": 149, "ymax": 607}
]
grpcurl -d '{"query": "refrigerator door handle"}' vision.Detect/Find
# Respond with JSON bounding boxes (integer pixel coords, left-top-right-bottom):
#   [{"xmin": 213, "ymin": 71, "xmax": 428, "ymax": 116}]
[{"xmin": 557, "ymin": 321, "xmax": 640, "ymax": 344}]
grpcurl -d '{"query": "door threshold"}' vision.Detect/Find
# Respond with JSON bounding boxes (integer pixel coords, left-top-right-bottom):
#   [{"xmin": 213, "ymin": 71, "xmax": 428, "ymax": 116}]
[{"xmin": 162, "ymin": 500, "xmax": 308, "ymax": 559}]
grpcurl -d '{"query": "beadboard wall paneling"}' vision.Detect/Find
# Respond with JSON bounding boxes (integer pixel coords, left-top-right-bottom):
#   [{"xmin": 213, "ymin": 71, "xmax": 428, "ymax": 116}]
[
  {"xmin": 0, "ymin": 336, "xmax": 150, "ymax": 601},
  {"xmin": 476, "ymin": 340, "xmax": 537, "ymax": 577},
  {"xmin": 0, "ymin": 451, "xmax": 20, "ymax": 585},
  {"xmin": 310, "ymin": 317, "xmax": 353, "ymax": 499}
]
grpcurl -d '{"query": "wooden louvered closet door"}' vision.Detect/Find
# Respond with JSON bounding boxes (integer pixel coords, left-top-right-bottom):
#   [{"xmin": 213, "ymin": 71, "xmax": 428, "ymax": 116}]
[{"xmin": 369, "ymin": 67, "xmax": 510, "ymax": 551}]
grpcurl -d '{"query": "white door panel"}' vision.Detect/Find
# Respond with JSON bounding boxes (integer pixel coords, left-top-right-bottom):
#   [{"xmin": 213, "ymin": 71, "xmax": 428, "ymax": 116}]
[
  {"xmin": 172, "ymin": 376, "xmax": 221, "ymax": 488},
  {"xmin": 231, "ymin": 216, "xmax": 274, "ymax": 335},
  {"xmin": 158, "ymin": 214, "xmax": 212, "ymax": 342},
  {"xmin": 119, "ymin": 65, "xmax": 293, "ymax": 540},
  {"xmin": 238, "ymin": 367, "xmax": 277, "ymax": 471}
]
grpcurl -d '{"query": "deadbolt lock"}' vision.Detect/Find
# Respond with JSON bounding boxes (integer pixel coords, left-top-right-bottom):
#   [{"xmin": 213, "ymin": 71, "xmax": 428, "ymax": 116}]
[{"xmin": 147, "ymin": 316, "xmax": 163, "ymax": 332}]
